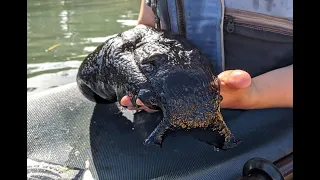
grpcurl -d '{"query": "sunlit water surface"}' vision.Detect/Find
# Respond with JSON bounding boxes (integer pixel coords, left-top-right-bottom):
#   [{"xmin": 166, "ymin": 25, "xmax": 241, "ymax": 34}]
[{"xmin": 27, "ymin": 0, "xmax": 141, "ymax": 95}]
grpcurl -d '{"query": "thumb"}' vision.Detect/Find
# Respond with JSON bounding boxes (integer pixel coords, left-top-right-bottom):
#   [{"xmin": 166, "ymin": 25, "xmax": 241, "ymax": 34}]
[{"xmin": 218, "ymin": 70, "xmax": 251, "ymax": 89}]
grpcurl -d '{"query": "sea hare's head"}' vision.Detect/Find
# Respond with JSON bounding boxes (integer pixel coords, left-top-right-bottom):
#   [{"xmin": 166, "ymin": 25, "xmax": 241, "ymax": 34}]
[
  {"xmin": 128, "ymin": 26, "xmax": 222, "ymax": 116},
  {"xmin": 112, "ymin": 26, "xmax": 222, "ymax": 117}
]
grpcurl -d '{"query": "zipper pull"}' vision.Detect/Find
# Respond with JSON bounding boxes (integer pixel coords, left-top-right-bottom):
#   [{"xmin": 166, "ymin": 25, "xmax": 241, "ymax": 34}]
[
  {"xmin": 148, "ymin": 0, "xmax": 161, "ymax": 30},
  {"xmin": 225, "ymin": 15, "xmax": 235, "ymax": 33}
]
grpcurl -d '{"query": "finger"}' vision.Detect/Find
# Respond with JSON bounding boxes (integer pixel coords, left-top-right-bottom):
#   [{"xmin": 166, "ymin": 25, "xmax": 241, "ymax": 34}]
[
  {"xmin": 136, "ymin": 98, "xmax": 159, "ymax": 113},
  {"xmin": 144, "ymin": 107, "xmax": 160, "ymax": 113},
  {"xmin": 122, "ymin": 97, "xmax": 159, "ymax": 113},
  {"xmin": 127, "ymin": 106, "xmax": 138, "ymax": 110},
  {"xmin": 120, "ymin": 95, "xmax": 133, "ymax": 107},
  {"xmin": 128, "ymin": 105, "xmax": 158, "ymax": 113},
  {"xmin": 218, "ymin": 70, "xmax": 251, "ymax": 89},
  {"xmin": 136, "ymin": 99, "xmax": 145, "ymax": 106},
  {"xmin": 127, "ymin": 105, "xmax": 146, "ymax": 110}
]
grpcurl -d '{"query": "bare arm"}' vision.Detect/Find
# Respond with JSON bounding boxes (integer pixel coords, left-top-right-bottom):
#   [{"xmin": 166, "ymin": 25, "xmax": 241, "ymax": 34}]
[
  {"xmin": 219, "ymin": 65, "xmax": 292, "ymax": 110},
  {"xmin": 251, "ymin": 64, "xmax": 293, "ymax": 109},
  {"xmin": 137, "ymin": 0, "xmax": 155, "ymax": 28}
]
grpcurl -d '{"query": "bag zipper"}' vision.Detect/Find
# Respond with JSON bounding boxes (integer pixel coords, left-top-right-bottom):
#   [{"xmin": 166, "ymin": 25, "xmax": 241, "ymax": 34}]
[
  {"xmin": 146, "ymin": 0, "xmax": 161, "ymax": 30},
  {"xmin": 220, "ymin": 0, "xmax": 225, "ymax": 71},
  {"xmin": 224, "ymin": 8, "xmax": 293, "ymax": 36},
  {"xmin": 175, "ymin": 0, "xmax": 186, "ymax": 37}
]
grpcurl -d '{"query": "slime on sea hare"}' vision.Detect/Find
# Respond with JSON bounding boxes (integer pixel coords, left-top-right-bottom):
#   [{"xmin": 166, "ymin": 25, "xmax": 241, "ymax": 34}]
[{"xmin": 76, "ymin": 25, "xmax": 241, "ymax": 150}]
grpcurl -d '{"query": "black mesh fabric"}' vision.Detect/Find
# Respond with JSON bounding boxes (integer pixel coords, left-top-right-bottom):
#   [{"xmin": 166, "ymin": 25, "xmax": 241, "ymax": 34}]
[{"xmin": 27, "ymin": 83, "xmax": 293, "ymax": 180}]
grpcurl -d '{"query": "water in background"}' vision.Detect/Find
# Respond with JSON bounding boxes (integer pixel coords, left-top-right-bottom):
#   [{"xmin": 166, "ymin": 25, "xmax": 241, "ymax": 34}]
[{"xmin": 27, "ymin": 0, "xmax": 141, "ymax": 95}]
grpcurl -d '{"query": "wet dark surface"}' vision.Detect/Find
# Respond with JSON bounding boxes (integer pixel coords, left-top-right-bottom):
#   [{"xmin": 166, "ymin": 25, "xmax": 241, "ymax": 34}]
[{"xmin": 77, "ymin": 26, "xmax": 239, "ymax": 149}]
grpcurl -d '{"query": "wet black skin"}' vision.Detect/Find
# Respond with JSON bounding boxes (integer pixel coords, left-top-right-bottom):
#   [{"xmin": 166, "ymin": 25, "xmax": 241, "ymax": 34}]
[{"xmin": 76, "ymin": 25, "xmax": 241, "ymax": 150}]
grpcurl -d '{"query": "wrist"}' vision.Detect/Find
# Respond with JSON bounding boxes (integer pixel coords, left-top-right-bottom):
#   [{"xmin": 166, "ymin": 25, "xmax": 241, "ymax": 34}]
[
  {"xmin": 220, "ymin": 83, "xmax": 259, "ymax": 110},
  {"xmin": 245, "ymin": 79, "xmax": 259, "ymax": 109}
]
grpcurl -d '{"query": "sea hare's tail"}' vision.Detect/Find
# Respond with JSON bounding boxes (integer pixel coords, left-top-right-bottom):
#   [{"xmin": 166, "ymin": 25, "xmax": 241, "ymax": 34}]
[
  {"xmin": 221, "ymin": 134, "xmax": 242, "ymax": 150},
  {"xmin": 143, "ymin": 118, "xmax": 170, "ymax": 147}
]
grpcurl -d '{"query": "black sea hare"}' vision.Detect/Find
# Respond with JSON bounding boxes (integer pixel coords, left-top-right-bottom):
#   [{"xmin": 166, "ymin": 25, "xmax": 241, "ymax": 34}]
[{"xmin": 76, "ymin": 25, "xmax": 241, "ymax": 150}]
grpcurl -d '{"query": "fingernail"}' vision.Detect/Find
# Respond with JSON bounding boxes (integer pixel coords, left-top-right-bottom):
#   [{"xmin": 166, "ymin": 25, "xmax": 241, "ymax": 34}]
[
  {"xmin": 229, "ymin": 70, "xmax": 251, "ymax": 88},
  {"xmin": 230, "ymin": 70, "xmax": 243, "ymax": 77},
  {"xmin": 120, "ymin": 96, "xmax": 132, "ymax": 106}
]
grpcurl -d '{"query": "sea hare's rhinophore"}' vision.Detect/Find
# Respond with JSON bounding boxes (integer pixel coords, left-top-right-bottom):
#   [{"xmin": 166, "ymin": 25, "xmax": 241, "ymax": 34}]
[{"xmin": 76, "ymin": 25, "xmax": 241, "ymax": 150}]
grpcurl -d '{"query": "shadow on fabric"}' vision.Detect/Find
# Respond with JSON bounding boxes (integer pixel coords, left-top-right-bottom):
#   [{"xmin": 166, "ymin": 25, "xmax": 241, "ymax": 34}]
[{"xmin": 89, "ymin": 103, "xmax": 292, "ymax": 180}]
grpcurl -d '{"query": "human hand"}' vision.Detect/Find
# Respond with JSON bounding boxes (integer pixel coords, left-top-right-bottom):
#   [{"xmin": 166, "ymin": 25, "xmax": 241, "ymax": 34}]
[
  {"xmin": 120, "ymin": 95, "xmax": 159, "ymax": 113},
  {"xmin": 120, "ymin": 69, "xmax": 256, "ymax": 112},
  {"xmin": 218, "ymin": 70, "xmax": 256, "ymax": 109}
]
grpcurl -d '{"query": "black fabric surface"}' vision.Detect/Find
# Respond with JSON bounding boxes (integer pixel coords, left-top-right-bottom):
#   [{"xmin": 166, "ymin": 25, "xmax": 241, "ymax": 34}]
[{"xmin": 27, "ymin": 83, "xmax": 293, "ymax": 180}]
